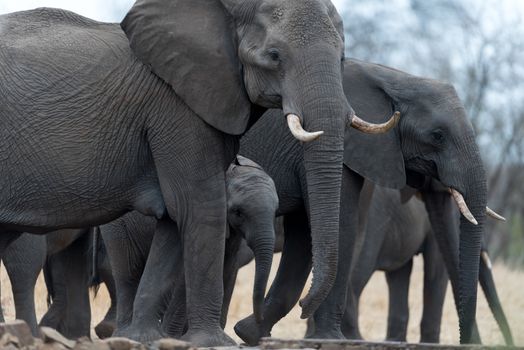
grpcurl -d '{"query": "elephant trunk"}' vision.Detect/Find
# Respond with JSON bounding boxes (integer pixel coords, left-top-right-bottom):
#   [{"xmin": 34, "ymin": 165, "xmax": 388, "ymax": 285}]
[
  {"xmin": 457, "ymin": 165, "xmax": 487, "ymax": 344},
  {"xmin": 283, "ymin": 48, "xmax": 348, "ymax": 319},
  {"xmin": 245, "ymin": 227, "xmax": 276, "ymax": 323},
  {"xmin": 478, "ymin": 250, "xmax": 514, "ymax": 345}
]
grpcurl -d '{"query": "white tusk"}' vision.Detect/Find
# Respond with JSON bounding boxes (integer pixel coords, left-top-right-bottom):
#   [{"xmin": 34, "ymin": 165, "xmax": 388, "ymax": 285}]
[
  {"xmin": 349, "ymin": 111, "xmax": 400, "ymax": 134},
  {"xmin": 481, "ymin": 251, "xmax": 493, "ymax": 270},
  {"xmin": 286, "ymin": 114, "xmax": 324, "ymax": 142},
  {"xmin": 486, "ymin": 206, "xmax": 506, "ymax": 222},
  {"xmin": 449, "ymin": 188, "xmax": 478, "ymax": 225}
]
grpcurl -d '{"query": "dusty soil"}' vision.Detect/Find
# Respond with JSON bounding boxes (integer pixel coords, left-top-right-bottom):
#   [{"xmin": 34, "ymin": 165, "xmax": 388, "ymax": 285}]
[{"xmin": 1, "ymin": 254, "xmax": 522, "ymax": 346}]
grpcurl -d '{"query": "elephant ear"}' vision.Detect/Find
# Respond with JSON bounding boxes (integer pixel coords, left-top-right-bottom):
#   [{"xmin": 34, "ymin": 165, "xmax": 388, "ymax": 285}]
[
  {"xmin": 121, "ymin": 0, "xmax": 251, "ymax": 135},
  {"xmin": 343, "ymin": 59, "xmax": 405, "ymax": 189}
]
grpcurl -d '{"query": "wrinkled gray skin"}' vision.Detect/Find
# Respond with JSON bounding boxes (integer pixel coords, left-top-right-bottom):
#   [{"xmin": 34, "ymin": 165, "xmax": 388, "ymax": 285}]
[
  {"xmin": 0, "ymin": 0, "xmax": 350, "ymax": 345},
  {"xmin": 102, "ymin": 157, "xmax": 278, "ymax": 339},
  {"xmin": 0, "ymin": 229, "xmax": 116, "ymax": 339},
  {"xmin": 309, "ymin": 183, "xmax": 513, "ymax": 345},
  {"xmin": 234, "ymin": 59, "xmax": 488, "ymax": 344}
]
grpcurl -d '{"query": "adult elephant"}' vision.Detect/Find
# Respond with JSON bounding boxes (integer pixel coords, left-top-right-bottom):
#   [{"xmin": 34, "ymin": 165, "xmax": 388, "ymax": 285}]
[
  {"xmin": 320, "ymin": 182, "xmax": 513, "ymax": 344},
  {"xmin": 0, "ymin": 1, "xmax": 388, "ymax": 345},
  {"xmin": 234, "ymin": 58, "xmax": 492, "ymax": 344}
]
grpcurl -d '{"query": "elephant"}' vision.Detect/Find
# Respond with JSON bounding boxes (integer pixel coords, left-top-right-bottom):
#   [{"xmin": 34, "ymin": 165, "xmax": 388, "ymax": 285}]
[
  {"xmin": 306, "ymin": 182, "xmax": 513, "ymax": 344},
  {"xmin": 233, "ymin": 58, "xmax": 492, "ymax": 344},
  {"xmin": 0, "ymin": 228, "xmax": 116, "ymax": 338},
  {"xmin": 102, "ymin": 156, "xmax": 279, "ymax": 339},
  {"xmin": 0, "ymin": 0, "xmax": 390, "ymax": 345},
  {"xmin": 0, "ymin": 156, "xmax": 278, "ymax": 341}
]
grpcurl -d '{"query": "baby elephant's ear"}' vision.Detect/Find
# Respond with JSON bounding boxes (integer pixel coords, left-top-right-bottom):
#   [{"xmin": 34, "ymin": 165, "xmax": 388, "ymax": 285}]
[
  {"xmin": 121, "ymin": 0, "xmax": 252, "ymax": 135},
  {"xmin": 236, "ymin": 155, "xmax": 264, "ymax": 170}
]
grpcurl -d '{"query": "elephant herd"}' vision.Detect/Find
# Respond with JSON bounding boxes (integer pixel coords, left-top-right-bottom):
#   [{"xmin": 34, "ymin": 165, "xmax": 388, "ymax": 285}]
[{"xmin": 0, "ymin": 0, "xmax": 514, "ymax": 347}]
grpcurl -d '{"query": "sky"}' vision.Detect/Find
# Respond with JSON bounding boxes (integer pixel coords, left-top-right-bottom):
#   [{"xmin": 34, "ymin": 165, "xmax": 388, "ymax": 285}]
[{"xmin": 0, "ymin": 0, "xmax": 348, "ymax": 21}]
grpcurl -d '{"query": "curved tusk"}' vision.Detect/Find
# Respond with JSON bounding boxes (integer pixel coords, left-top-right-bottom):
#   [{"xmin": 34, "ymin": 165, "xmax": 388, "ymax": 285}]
[
  {"xmin": 286, "ymin": 114, "xmax": 324, "ymax": 142},
  {"xmin": 449, "ymin": 188, "xmax": 478, "ymax": 225},
  {"xmin": 349, "ymin": 111, "xmax": 400, "ymax": 134},
  {"xmin": 486, "ymin": 206, "xmax": 506, "ymax": 222},
  {"xmin": 481, "ymin": 251, "xmax": 493, "ymax": 270}
]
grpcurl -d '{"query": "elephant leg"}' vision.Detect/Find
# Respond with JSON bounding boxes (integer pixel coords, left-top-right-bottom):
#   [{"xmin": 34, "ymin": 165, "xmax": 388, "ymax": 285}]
[
  {"xmin": 147, "ymin": 113, "xmax": 236, "ymax": 347},
  {"xmin": 115, "ymin": 218, "xmax": 182, "ymax": 342},
  {"xmin": 235, "ymin": 211, "xmax": 312, "ymax": 346},
  {"xmin": 101, "ymin": 218, "xmax": 149, "ymax": 333},
  {"xmin": 221, "ymin": 230, "xmax": 243, "ymax": 329},
  {"xmin": 161, "ymin": 274, "xmax": 187, "ymax": 338},
  {"xmin": 420, "ymin": 235, "xmax": 448, "ymax": 343},
  {"xmin": 161, "ymin": 228, "xmax": 243, "ymax": 337},
  {"xmin": 40, "ymin": 233, "xmax": 91, "ymax": 339},
  {"xmin": 385, "ymin": 259, "xmax": 413, "ymax": 342},
  {"xmin": 309, "ymin": 167, "xmax": 363, "ymax": 339},
  {"xmin": 94, "ymin": 247, "xmax": 118, "ymax": 339},
  {"xmin": 3, "ymin": 234, "xmax": 46, "ymax": 335}
]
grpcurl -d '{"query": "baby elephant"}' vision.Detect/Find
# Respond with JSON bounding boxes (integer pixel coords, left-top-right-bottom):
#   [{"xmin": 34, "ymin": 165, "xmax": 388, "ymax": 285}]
[{"xmin": 101, "ymin": 155, "xmax": 279, "ymax": 341}]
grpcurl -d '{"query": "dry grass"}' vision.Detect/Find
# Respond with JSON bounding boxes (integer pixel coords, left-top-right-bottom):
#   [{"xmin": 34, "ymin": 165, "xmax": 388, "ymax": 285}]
[{"xmin": 1, "ymin": 254, "xmax": 522, "ymax": 346}]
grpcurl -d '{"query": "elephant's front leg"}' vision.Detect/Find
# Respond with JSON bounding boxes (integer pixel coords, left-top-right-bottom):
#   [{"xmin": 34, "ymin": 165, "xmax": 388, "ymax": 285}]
[
  {"xmin": 148, "ymin": 112, "xmax": 235, "ymax": 347},
  {"xmin": 115, "ymin": 218, "xmax": 182, "ymax": 342},
  {"xmin": 420, "ymin": 235, "xmax": 448, "ymax": 343},
  {"xmin": 309, "ymin": 167, "xmax": 363, "ymax": 339},
  {"xmin": 385, "ymin": 259, "xmax": 413, "ymax": 342}
]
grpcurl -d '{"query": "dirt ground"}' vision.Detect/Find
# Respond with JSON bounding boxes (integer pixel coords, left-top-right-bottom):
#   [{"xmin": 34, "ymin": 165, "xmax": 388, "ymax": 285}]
[{"xmin": 1, "ymin": 254, "xmax": 522, "ymax": 346}]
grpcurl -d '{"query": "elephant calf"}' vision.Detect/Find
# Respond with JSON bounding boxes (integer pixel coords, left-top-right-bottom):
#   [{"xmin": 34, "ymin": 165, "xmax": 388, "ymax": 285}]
[{"xmin": 102, "ymin": 155, "xmax": 279, "ymax": 340}]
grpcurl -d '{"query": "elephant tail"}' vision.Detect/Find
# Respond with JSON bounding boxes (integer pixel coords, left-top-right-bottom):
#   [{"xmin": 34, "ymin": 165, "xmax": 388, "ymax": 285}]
[
  {"xmin": 89, "ymin": 226, "xmax": 102, "ymax": 297},
  {"xmin": 43, "ymin": 257, "xmax": 55, "ymax": 307},
  {"xmin": 479, "ymin": 250, "xmax": 514, "ymax": 346}
]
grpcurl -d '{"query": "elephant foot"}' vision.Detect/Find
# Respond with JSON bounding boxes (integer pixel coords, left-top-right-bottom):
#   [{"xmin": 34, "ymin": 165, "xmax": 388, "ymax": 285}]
[
  {"xmin": 113, "ymin": 324, "xmax": 164, "ymax": 343},
  {"xmin": 234, "ymin": 315, "xmax": 270, "ymax": 346},
  {"xmin": 95, "ymin": 320, "xmax": 116, "ymax": 339},
  {"xmin": 306, "ymin": 329, "xmax": 345, "ymax": 340},
  {"xmin": 180, "ymin": 327, "xmax": 236, "ymax": 347}
]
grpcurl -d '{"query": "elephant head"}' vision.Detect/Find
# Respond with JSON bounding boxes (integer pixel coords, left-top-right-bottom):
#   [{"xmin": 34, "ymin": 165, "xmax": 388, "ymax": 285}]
[
  {"xmin": 342, "ymin": 59, "xmax": 488, "ymax": 343},
  {"xmin": 226, "ymin": 156, "xmax": 278, "ymax": 322},
  {"xmin": 122, "ymin": 0, "xmax": 394, "ymax": 318}
]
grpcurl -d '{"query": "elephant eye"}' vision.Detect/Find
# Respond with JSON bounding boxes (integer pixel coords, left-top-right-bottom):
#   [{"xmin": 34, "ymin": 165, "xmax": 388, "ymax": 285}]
[
  {"xmin": 431, "ymin": 129, "xmax": 445, "ymax": 143},
  {"xmin": 232, "ymin": 207, "xmax": 243, "ymax": 218},
  {"xmin": 267, "ymin": 48, "xmax": 280, "ymax": 62}
]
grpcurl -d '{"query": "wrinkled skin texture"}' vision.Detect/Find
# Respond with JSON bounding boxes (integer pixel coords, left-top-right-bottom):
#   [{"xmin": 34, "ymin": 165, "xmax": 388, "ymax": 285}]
[
  {"xmin": 102, "ymin": 159, "xmax": 278, "ymax": 339},
  {"xmin": 234, "ymin": 59, "xmax": 488, "ymax": 344},
  {"xmin": 0, "ymin": 0, "xmax": 349, "ymax": 344},
  {"xmin": 317, "ymin": 183, "xmax": 513, "ymax": 344},
  {"xmin": 0, "ymin": 229, "xmax": 115, "ymax": 338}
]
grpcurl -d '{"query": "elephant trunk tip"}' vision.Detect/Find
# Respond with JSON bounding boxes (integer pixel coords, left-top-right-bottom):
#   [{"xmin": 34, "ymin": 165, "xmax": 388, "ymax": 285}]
[{"xmin": 253, "ymin": 294, "xmax": 265, "ymax": 323}]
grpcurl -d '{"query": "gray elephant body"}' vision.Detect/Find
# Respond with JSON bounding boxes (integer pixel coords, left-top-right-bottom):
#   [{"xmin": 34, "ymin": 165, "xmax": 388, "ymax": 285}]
[
  {"xmin": 234, "ymin": 58, "xmax": 489, "ymax": 344},
  {"xmin": 0, "ymin": 0, "xmax": 351, "ymax": 344}
]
